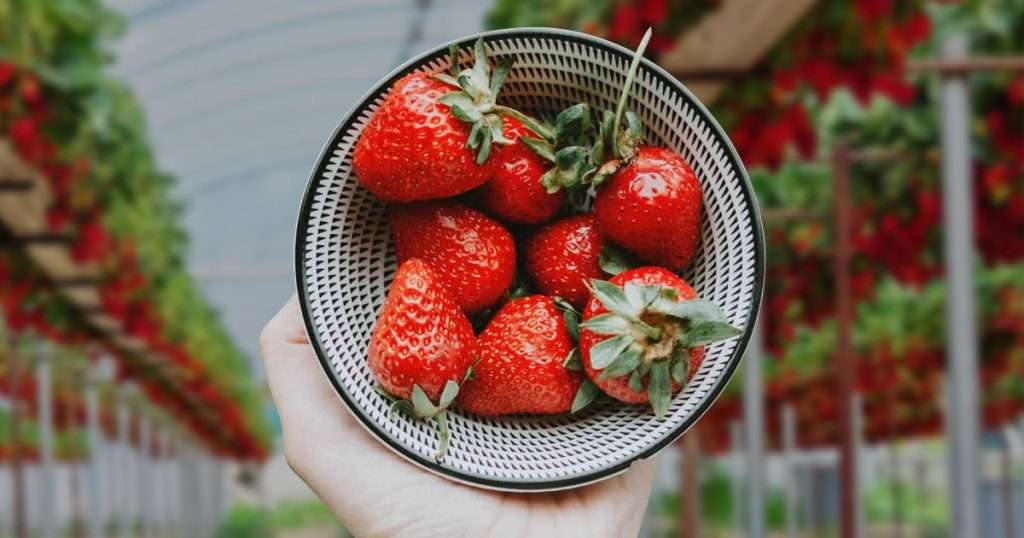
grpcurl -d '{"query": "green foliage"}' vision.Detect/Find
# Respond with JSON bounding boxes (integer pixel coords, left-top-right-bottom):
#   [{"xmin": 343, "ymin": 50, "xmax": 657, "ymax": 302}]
[
  {"xmin": 271, "ymin": 499, "xmax": 340, "ymax": 530},
  {"xmin": 0, "ymin": 0, "xmax": 272, "ymax": 452},
  {"xmin": 216, "ymin": 504, "xmax": 272, "ymax": 538},
  {"xmin": 216, "ymin": 500, "xmax": 346, "ymax": 538},
  {"xmin": 486, "ymin": 0, "xmax": 614, "ymax": 31}
]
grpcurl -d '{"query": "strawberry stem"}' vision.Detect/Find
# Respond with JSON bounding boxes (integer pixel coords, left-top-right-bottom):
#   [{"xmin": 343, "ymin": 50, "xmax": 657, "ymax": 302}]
[
  {"xmin": 494, "ymin": 105, "xmax": 555, "ymax": 140},
  {"xmin": 612, "ymin": 28, "xmax": 652, "ymax": 140},
  {"xmin": 433, "ymin": 412, "xmax": 450, "ymax": 461}
]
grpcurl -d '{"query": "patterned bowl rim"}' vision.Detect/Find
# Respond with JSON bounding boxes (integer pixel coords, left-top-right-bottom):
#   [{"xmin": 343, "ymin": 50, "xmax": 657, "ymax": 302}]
[{"xmin": 294, "ymin": 26, "xmax": 765, "ymax": 492}]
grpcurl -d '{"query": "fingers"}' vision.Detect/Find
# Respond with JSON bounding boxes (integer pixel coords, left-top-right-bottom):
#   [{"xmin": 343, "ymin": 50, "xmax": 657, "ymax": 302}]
[{"xmin": 259, "ymin": 294, "xmax": 357, "ymax": 445}]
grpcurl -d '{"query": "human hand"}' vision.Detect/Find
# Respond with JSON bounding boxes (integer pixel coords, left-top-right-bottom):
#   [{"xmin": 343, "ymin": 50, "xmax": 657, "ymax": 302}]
[{"xmin": 260, "ymin": 294, "xmax": 656, "ymax": 538}]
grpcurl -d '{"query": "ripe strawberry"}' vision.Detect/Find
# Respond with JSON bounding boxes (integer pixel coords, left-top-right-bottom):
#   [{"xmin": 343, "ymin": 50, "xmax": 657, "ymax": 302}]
[
  {"xmin": 524, "ymin": 214, "xmax": 607, "ymax": 309},
  {"xmin": 353, "ymin": 39, "xmax": 518, "ymax": 202},
  {"xmin": 389, "ymin": 201, "xmax": 515, "ymax": 314},
  {"xmin": 578, "ymin": 267, "xmax": 739, "ymax": 418},
  {"xmin": 594, "ymin": 146, "xmax": 703, "ymax": 271},
  {"xmin": 368, "ymin": 258, "xmax": 477, "ymax": 459},
  {"xmin": 460, "ymin": 296, "xmax": 582, "ymax": 415},
  {"xmin": 477, "ymin": 117, "xmax": 564, "ymax": 223},
  {"xmin": 353, "ymin": 73, "xmax": 491, "ymax": 202}
]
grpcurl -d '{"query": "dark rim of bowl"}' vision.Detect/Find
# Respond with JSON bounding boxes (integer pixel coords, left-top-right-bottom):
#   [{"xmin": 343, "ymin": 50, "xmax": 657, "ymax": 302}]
[{"xmin": 293, "ymin": 27, "xmax": 766, "ymax": 492}]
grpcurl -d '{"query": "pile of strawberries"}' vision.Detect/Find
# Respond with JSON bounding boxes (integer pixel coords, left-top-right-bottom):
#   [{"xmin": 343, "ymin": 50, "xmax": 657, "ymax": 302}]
[{"xmin": 353, "ymin": 33, "xmax": 740, "ymax": 459}]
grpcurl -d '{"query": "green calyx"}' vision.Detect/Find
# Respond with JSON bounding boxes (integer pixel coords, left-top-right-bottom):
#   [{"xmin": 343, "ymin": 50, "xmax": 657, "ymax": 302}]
[
  {"xmin": 517, "ymin": 28, "xmax": 653, "ymax": 204},
  {"xmin": 554, "ymin": 296, "xmax": 602, "ymax": 415},
  {"xmin": 579, "ymin": 277, "xmax": 741, "ymax": 420},
  {"xmin": 376, "ymin": 378, "xmax": 462, "ymax": 461},
  {"xmin": 435, "ymin": 39, "xmax": 517, "ymax": 164}
]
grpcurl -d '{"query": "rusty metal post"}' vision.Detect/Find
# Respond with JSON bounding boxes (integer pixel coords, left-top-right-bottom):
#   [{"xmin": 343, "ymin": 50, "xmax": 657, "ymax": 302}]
[
  {"xmin": 832, "ymin": 140, "xmax": 859, "ymax": 538},
  {"xmin": 680, "ymin": 433, "xmax": 700, "ymax": 538}
]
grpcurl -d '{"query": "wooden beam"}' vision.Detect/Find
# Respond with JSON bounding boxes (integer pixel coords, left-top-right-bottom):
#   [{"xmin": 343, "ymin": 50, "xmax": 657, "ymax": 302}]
[
  {"xmin": 0, "ymin": 179, "xmax": 33, "ymax": 192},
  {"xmin": 659, "ymin": 0, "xmax": 818, "ymax": 103},
  {"xmin": 907, "ymin": 55, "xmax": 1024, "ymax": 75}
]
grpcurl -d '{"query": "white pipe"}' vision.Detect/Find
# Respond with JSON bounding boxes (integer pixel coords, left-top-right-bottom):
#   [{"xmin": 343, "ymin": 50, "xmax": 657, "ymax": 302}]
[
  {"xmin": 84, "ymin": 382, "xmax": 103, "ymax": 538},
  {"xmin": 36, "ymin": 357, "xmax": 56, "ymax": 538},
  {"xmin": 743, "ymin": 316, "xmax": 766, "ymax": 537},
  {"xmin": 783, "ymin": 404, "xmax": 798, "ymax": 538},
  {"xmin": 938, "ymin": 33, "xmax": 982, "ymax": 538}
]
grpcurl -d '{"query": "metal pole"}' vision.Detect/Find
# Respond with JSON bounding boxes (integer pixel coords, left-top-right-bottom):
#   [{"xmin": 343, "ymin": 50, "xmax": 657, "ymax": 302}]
[
  {"xmin": 782, "ymin": 404, "xmax": 798, "ymax": 538},
  {"xmin": 138, "ymin": 416, "xmax": 151, "ymax": 538},
  {"xmin": 211, "ymin": 457, "xmax": 224, "ymax": 537},
  {"xmin": 117, "ymin": 394, "xmax": 133, "ymax": 538},
  {"xmin": 743, "ymin": 315, "xmax": 766, "ymax": 537},
  {"xmin": 938, "ymin": 33, "xmax": 982, "ymax": 538},
  {"xmin": 6, "ymin": 339, "xmax": 26, "ymax": 538},
  {"xmin": 179, "ymin": 443, "xmax": 196, "ymax": 538},
  {"xmin": 1003, "ymin": 430, "xmax": 1015, "ymax": 538},
  {"xmin": 84, "ymin": 380, "xmax": 103, "ymax": 538},
  {"xmin": 832, "ymin": 140, "xmax": 859, "ymax": 538},
  {"xmin": 36, "ymin": 356, "xmax": 56, "ymax": 538},
  {"xmin": 853, "ymin": 393, "xmax": 865, "ymax": 538},
  {"xmin": 730, "ymin": 420, "xmax": 743, "ymax": 536}
]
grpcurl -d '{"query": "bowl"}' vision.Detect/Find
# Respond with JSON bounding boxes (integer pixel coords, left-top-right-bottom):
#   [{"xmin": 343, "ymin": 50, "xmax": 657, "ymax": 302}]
[{"xmin": 295, "ymin": 27, "xmax": 764, "ymax": 492}]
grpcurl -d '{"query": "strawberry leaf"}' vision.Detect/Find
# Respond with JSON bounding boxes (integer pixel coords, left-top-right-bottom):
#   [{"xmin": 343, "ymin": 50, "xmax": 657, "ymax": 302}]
[
  {"xmin": 670, "ymin": 354, "xmax": 690, "ymax": 384},
  {"xmin": 654, "ymin": 298, "xmax": 728, "ymax": 323},
  {"xmin": 589, "ymin": 333, "xmax": 633, "ymax": 369},
  {"xmin": 677, "ymin": 321, "xmax": 742, "ymax": 348},
  {"xmin": 554, "ymin": 297, "xmax": 581, "ymax": 341},
  {"xmin": 411, "ymin": 384, "xmax": 440, "ymax": 418},
  {"xmin": 571, "ymin": 379, "xmax": 600, "ymax": 414},
  {"xmin": 521, "ymin": 136, "xmax": 556, "ymax": 162},
  {"xmin": 438, "ymin": 380, "xmax": 460, "ymax": 409},
  {"xmin": 614, "ymin": 110, "xmax": 643, "ymax": 161},
  {"xmin": 598, "ymin": 347, "xmax": 641, "ymax": 380},
  {"xmin": 589, "ymin": 279, "xmax": 638, "ymax": 319},
  {"xmin": 489, "ymin": 57, "xmax": 514, "ymax": 97},
  {"xmin": 563, "ymin": 348, "xmax": 582, "ymax": 371},
  {"xmin": 648, "ymin": 361, "xmax": 672, "ymax": 420},
  {"xmin": 554, "ymin": 103, "xmax": 593, "ymax": 146},
  {"xmin": 389, "ymin": 400, "xmax": 414, "ymax": 416},
  {"xmin": 447, "ymin": 43, "xmax": 460, "ymax": 76},
  {"xmin": 579, "ymin": 313, "xmax": 630, "ymax": 335},
  {"xmin": 598, "ymin": 244, "xmax": 634, "ymax": 276},
  {"xmin": 628, "ymin": 369, "xmax": 645, "ymax": 393}
]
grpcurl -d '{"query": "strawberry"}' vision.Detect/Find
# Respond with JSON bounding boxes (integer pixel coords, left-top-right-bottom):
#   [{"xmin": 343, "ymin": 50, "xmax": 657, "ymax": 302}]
[
  {"xmin": 353, "ymin": 39, "xmax": 518, "ymax": 202},
  {"xmin": 368, "ymin": 258, "xmax": 477, "ymax": 459},
  {"xmin": 477, "ymin": 117, "xmax": 564, "ymax": 223},
  {"xmin": 389, "ymin": 201, "xmax": 516, "ymax": 314},
  {"xmin": 524, "ymin": 214, "xmax": 608, "ymax": 309},
  {"xmin": 577, "ymin": 267, "xmax": 739, "ymax": 418},
  {"xmin": 594, "ymin": 146, "xmax": 703, "ymax": 271},
  {"xmin": 459, "ymin": 296, "xmax": 582, "ymax": 415}
]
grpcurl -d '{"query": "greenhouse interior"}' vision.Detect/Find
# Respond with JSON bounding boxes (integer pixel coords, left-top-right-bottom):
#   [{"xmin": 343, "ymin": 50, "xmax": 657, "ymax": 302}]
[{"xmin": 1, "ymin": 0, "xmax": 1023, "ymax": 536}]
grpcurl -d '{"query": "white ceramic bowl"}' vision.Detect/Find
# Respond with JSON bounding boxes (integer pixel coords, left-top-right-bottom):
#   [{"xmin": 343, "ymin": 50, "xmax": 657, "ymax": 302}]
[{"xmin": 295, "ymin": 28, "xmax": 764, "ymax": 492}]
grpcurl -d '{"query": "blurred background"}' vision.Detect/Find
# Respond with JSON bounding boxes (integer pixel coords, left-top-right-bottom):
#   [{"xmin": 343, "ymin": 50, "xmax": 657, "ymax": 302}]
[{"xmin": 0, "ymin": 0, "xmax": 1021, "ymax": 537}]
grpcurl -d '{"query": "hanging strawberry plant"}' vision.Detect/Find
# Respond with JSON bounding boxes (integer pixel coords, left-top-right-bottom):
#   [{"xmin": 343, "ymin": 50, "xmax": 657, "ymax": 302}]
[{"xmin": 0, "ymin": 1, "xmax": 271, "ymax": 459}]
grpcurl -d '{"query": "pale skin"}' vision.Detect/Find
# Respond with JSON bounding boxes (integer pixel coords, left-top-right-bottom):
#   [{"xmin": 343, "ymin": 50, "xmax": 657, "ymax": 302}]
[{"xmin": 260, "ymin": 294, "xmax": 656, "ymax": 538}]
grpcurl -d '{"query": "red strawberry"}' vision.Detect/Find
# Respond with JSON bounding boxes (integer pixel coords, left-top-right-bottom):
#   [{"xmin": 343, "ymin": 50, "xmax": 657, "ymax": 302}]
[
  {"xmin": 390, "ymin": 201, "xmax": 515, "ymax": 314},
  {"xmin": 578, "ymin": 267, "xmax": 739, "ymax": 418},
  {"xmin": 524, "ymin": 214, "xmax": 607, "ymax": 308},
  {"xmin": 460, "ymin": 296, "xmax": 582, "ymax": 415},
  {"xmin": 353, "ymin": 39, "xmax": 519, "ymax": 202},
  {"xmin": 477, "ymin": 117, "xmax": 564, "ymax": 223},
  {"xmin": 594, "ymin": 146, "xmax": 703, "ymax": 271},
  {"xmin": 353, "ymin": 73, "xmax": 491, "ymax": 202},
  {"xmin": 368, "ymin": 258, "xmax": 477, "ymax": 459}
]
